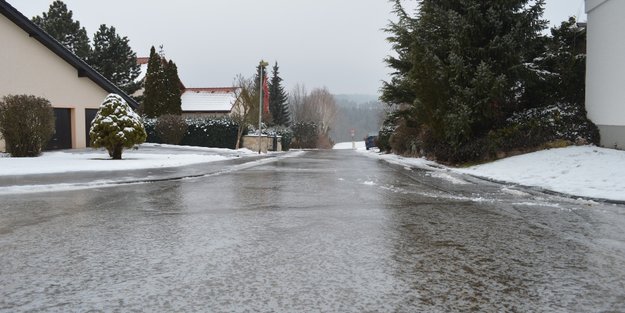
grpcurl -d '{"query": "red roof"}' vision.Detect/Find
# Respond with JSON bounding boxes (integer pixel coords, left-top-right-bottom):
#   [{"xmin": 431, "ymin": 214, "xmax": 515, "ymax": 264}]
[{"xmin": 137, "ymin": 57, "xmax": 149, "ymax": 65}]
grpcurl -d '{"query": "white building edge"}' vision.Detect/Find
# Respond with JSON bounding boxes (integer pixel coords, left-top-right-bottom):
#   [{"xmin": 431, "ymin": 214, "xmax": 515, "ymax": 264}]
[{"xmin": 585, "ymin": 0, "xmax": 625, "ymax": 149}]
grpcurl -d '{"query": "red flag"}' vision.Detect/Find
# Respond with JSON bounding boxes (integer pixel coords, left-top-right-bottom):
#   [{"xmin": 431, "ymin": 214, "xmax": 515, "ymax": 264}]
[{"xmin": 263, "ymin": 75, "xmax": 270, "ymax": 114}]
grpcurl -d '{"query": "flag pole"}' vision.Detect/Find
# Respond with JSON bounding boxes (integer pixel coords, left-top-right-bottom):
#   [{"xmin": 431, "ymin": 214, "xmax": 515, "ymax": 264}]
[
  {"xmin": 258, "ymin": 60, "xmax": 266, "ymax": 154},
  {"xmin": 258, "ymin": 60, "xmax": 270, "ymax": 154}
]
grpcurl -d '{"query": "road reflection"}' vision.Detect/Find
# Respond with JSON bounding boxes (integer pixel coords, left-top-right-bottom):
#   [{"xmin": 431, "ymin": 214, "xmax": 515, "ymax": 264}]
[{"xmin": 0, "ymin": 150, "xmax": 623, "ymax": 311}]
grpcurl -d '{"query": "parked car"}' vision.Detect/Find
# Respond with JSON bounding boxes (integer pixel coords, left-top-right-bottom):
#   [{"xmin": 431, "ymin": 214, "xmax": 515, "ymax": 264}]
[{"xmin": 365, "ymin": 133, "xmax": 378, "ymax": 150}]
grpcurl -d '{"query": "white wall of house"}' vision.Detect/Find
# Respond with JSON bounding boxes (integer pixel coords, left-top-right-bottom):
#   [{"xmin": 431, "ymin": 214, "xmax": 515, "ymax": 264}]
[
  {"xmin": 586, "ymin": 0, "xmax": 625, "ymax": 149},
  {"xmin": 0, "ymin": 13, "xmax": 107, "ymax": 151}
]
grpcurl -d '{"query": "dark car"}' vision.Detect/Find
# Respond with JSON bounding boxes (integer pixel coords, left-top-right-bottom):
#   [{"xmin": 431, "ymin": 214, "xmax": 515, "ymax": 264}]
[{"xmin": 365, "ymin": 134, "xmax": 378, "ymax": 150}]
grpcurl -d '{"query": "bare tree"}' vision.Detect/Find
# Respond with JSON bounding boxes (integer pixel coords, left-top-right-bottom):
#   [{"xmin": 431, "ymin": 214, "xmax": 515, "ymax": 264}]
[
  {"xmin": 307, "ymin": 87, "xmax": 337, "ymax": 136},
  {"xmin": 289, "ymin": 85, "xmax": 337, "ymax": 135},
  {"xmin": 231, "ymin": 74, "xmax": 258, "ymax": 149},
  {"xmin": 288, "ymin": 83, "xmax": 308, "ymax": 123}
]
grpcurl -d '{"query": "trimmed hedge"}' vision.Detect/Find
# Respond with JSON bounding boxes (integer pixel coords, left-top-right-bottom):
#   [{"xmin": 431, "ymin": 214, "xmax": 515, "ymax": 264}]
[
  {"xmin": 291, "ymin": 121, "xmax": 319, "ymax": 149},
  {"xmin": 155, "ymin": 114, "xmax": 187, "ymax": 145},
  {"xmin": 145, "ymin": 116, "xmax": 239, "ymax": 149}
]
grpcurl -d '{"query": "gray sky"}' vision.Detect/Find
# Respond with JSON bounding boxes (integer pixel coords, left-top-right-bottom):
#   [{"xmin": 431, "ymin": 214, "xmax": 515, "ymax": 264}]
[{"xmin": 12, "ymin": 0, "xmax": 586, "ymax": 96}]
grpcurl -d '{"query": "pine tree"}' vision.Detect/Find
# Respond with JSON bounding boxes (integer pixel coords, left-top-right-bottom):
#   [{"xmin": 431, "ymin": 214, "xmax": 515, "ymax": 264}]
[
  {"xmin": 88, "ymin": 25, "xmax": 141, "ymax": 95},
  {"xmin": 252, "ymin": 63, "xmax": 270, "ymax": 125},
  {"xmin": 141, "ymin": 46, "xmax": 165, "ymax": 118},
  {"xmin": 540, "ymin": 17, "xmax": 587, "ymax": 110},
  {"xmin": 89, "ymin": 94, "xmax": 146, "ymax": 159},
  {"xmin": 384, "ymin": 0, "xmax": 546, "ymax": 158},
  {"xmin": 140, "ymin": 47, "xmax": 182, "ymax": 117},
  {"xmin": 162, "ymin": 60, "xmax": 182, "ymax": 115},
  {"xmin": 268, "ymin": 62, "xmax": 290, "ymax": 126},
  {"xmin": 32, "ymin": 0, "xmax": 91, "ymax": 59},
  {"xmin": 381, "ymin": 1, "xmax": 418, "ymax": 106}
]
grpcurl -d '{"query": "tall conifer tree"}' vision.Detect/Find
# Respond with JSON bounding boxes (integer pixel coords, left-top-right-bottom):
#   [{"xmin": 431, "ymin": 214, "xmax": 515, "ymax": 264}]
[
  {"xmin": 32, "ymin": 0, "xmax": 91, "ymax": 59},
  {"xmin": 88, "ymin": 25, "xmax": 141, "ymax": 95},
  {"xmin": 384, "ymin": 0, "xmax": 546, "ymax": 150},
  {"xmin": 141, "ymin": 46, "xmax": 165, "ymax": 117},
  {"xmin": 251, "ymin": 63, "xmax": 270, "ymax": 125},
  {"xmin": 268, "ymin": 62, "xmax": 290, "ymax": 126},
  {"xmin": 163, "ymin": 60, "xmax": 182, "ymax": 115}
]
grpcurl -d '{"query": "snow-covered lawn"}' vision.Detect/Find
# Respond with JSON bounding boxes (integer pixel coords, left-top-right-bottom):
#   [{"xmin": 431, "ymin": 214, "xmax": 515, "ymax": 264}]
[
  {"xmin": 457, "ymin": 146, "xmax": 625, "ymax": 202},
  {"xmin": 0, "ymin": 143, "xmax": 257, "ymax": 176},
  {"xmin": 343, "ymin": 143, "xmax": 625, "ymax": 202}
]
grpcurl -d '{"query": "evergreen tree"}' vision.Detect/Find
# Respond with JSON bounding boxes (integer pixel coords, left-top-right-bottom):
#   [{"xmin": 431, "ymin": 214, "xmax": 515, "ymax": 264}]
[
  {"xmin": 162, "ymin": 60, "xmax": 183, "ymax": 115},
  {"xmin": 383, "ymin": 0, "xmax": 546, "ymax": 158},
  {"xmin": 380, "ymin": 2, "xmax": 418, "ymax": 106},
  {"xmin": 251, "ymin": 63, "xmax": 270, "ymax": 125},
  {"xmin": 140, "ymin": 47, "xmax": 182, "ymax": 117},
  {"xmin": 90, "ymin": 94, "xmax": 146, "ymax": 159},
  {"xmin": 540, "ymin": 17, "xmax": 587, "ymax": 110},
  {"xmin": 88, "ymin": 25, "xmax": 141, "ymax": 95},
  {"xmin": 32, "ymin": 0, "xmax": 91, "ymax": 59},
  {"xmin": 141, "ymin": 46, "xmax": 165, "ymax": 118},
  {"xmin": 268, "ymin": 62, "xmax": 290, "ymax": 126}
]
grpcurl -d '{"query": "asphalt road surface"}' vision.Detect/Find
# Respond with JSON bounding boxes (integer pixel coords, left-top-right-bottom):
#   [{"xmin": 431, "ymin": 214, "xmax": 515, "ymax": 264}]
[{"xmin": 1, "ymin": 150, "xmax": 624, "ymax": 312}]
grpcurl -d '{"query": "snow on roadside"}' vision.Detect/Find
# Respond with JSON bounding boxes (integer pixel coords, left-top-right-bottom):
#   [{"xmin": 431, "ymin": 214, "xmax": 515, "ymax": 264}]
[
  {"xmin": 333, "ymin": 141, "xmax": 367, "ymax": 150},
  {"xmin": 141, "ymin": 143, "xmax": 257, "ymax": 155},
  {"xmin": 0, "ymin": 144, "xmax": 256, "ymax": 176},
  {"xmin": 457, "ymin": 146, "xmax": 625, "ymax": 202},
  {"xmin": 354, "ymin": 143, "xmax": 625, "ymax": 202}
]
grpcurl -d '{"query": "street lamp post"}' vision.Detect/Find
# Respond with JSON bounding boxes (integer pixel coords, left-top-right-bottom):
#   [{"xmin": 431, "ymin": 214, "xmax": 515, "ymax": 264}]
[{"xmin": 258, "ymin": 60, "xmax": 269, "ymax": 154}]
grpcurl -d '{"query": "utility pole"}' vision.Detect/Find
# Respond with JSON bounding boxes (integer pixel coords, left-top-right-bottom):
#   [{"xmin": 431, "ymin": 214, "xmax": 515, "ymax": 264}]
[{"xmin": 258, "ymin": 60, "xmax": 269, "ymax": 154}]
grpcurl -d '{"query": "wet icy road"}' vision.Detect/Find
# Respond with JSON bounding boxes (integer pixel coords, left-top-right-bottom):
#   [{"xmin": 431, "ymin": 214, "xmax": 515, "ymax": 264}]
[{"xmin": 1, "ymin": 150, "xmax": 625, "ymax": 312}]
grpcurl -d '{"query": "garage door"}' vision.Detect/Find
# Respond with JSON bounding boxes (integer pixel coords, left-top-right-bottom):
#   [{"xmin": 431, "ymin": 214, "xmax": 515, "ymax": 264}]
[
  {"xmin": 85, "ymin": 108, "xmax": 98, "ymax": 147},
  {"xmin": 46, "ymin": 108, "xmax": 72, "ymax": 150}
]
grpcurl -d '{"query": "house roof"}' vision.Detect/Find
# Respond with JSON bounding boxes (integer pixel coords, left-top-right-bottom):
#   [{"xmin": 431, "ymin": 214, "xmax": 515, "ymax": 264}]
[
  {"xmin": 0, "ymin": 0, "xmax": 139, "ymax": 109},
  {"xmin": 135, "ymin": 56, "xmax": 186, "ymax": 89},
  {"xmin": 181, "ymin": 88, "xmax": 238, "ymax": 113}
]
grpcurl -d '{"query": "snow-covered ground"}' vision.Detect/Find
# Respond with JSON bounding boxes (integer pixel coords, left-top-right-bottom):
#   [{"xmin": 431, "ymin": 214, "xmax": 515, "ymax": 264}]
[
  {"xmin": 457, "ymin": 146, "xmax": 625, "ymax": 202},
  {"xmin": 333, "ymin": 141, "xmax": 367, "ymax": 150},
  {"xmin": 3, "ymin": 141, "xmax": 624, "ymax": 202},
  {"xmin": 345, "ymin": 143, "xmax": 625, "ymax": 202},
  {"xmin": 0, "ymin": 143, "xmax": 257, "ymax": 176}
]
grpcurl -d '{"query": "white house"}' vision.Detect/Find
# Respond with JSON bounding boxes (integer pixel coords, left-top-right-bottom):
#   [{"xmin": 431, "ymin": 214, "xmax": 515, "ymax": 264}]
[
  {"xmin": 181, "ymin": 87, "xmax": 238, "ymax": 118},
  {"xmin": 135, "ymin": 58, "xmax": 238, "ymax": 117},
  {"xmin": 585, "ymin": 0, "xmax": 625, "ymax": 149},
  {"xmin": 0, "ymin": 0, "xmax": 138, "ymax": 151}
]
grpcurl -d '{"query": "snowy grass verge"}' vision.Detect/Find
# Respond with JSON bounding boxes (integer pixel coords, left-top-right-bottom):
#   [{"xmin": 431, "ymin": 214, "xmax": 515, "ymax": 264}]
[
  {"xmin": 456, "ymin": 146, "xmax": 625, "ymax": 202},
  {"xmin": 353, "ymin": 143, "xmax": 625, "ymax": 202},
  {"xmin": 0, "ymin": 143, "xmax": 258, "ymax": 176},
  {"xmin": 0, "ymin": 150, "xmax": 306, "ymax": 195}
]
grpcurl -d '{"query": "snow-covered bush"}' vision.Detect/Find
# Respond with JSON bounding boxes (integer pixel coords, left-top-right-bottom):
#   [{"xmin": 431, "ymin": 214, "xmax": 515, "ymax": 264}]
[
  {"xmin": 155, "ymin": 114, "xmax": 187, "ymax": 145},
  {"xmin": 90, "ymin": 94, "xmax": 146, "ymax": 159},
  {"xmin": 0, "ymin": 95, "xmax": 55, "ymax": 157},
  {"xmin": 377, "ymin": 125, "xmax": 395, "ymax": 153},
  {"xmin": 498, "ymin": 104, "xmax": 599, "ymax": 161},
  {"xmin": 490, "ymin": 103, "xmax": 600, "ymax": 153}
]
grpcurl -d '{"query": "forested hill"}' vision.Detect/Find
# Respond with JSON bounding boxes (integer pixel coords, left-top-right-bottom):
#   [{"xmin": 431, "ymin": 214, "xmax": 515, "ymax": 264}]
[{"xmin": 331, "ymin": 94, "xmax": 384, "ymax": 143}]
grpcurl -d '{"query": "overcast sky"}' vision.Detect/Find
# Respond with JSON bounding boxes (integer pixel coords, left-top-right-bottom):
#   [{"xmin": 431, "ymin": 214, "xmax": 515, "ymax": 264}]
[{"xmin": 11, "ymin": 0, "xmax": 587, "ymax": 96}]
